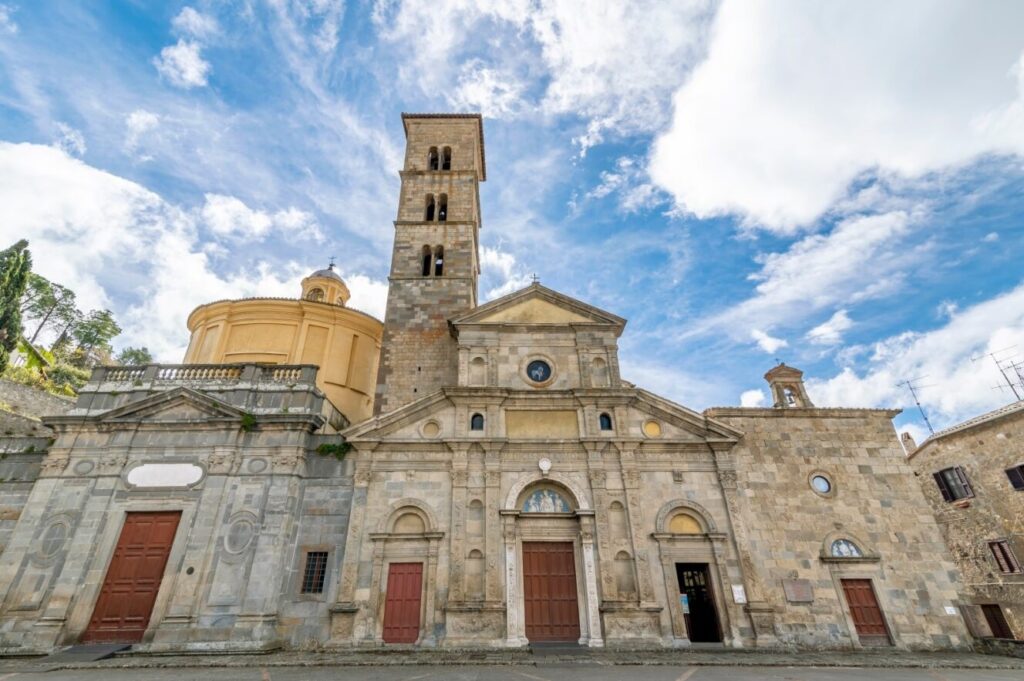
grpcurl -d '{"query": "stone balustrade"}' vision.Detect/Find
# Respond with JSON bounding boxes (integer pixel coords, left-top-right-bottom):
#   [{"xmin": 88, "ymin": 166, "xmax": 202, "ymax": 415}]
[{"xmin": 89, "ymin": 363, "xmax": 318, "ymax": 387}]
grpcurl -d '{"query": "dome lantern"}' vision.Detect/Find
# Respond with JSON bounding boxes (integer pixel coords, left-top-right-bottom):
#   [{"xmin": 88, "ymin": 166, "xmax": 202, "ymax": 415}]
[{"xmin": 301, "ymin": 261, "xmax": 350, "ymax": 306}]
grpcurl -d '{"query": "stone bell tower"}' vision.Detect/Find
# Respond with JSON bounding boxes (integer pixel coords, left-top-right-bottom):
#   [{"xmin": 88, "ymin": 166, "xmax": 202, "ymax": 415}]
[
  {"xmin": 373, "ymin": 113, "xmax": 485, "ymax": 415},
  {"xmin": 764, "ymin": 362, "xmax": 815, "ymax": 408}
]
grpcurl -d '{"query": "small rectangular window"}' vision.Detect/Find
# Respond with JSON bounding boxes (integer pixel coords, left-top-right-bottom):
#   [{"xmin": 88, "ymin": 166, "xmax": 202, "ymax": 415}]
[
  {"xmin": 1006, "ymin": 465, "xmax": 1024, "ymax": 490},
  {"xmin": 989, "ymin": 541, "xmax": 1022, "ymax": 574},
  {"xmin": 933, "ymin": 466, "xmax": 974, "ymax": 502},
  {"xmin": 301, "ymin": 551, "xmax": 329, "ymax": 594}
]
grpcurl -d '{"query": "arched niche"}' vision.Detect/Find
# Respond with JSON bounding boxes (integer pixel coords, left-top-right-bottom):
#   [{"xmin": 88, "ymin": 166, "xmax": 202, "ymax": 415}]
[
  {"xmin": 654, "ymin": 499, "xmax": 717, "ymax": 534},
  {"xmin": 377, "ymin": 498, "xmax": 439, "ymax": 535}
]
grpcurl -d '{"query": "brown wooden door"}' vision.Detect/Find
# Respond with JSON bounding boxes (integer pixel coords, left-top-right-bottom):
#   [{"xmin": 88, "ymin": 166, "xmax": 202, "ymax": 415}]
[
  {"xmin": 82, "ymin": 511, "xmax": 181, "ymax": 643},
  {"xmin": 522, "ymin": 541, "xmax": 580, "ymax": 642},
  {"xmin": 382, "ymin": 562, "xmax": 423, "ymax": 644},
  {"xmin": 982, "ymin": 604, "xmax": 1015, "ymax": 639},
  {"xmin": 841, "ymin": 579, "xmax": 891, "ymax": 645}
]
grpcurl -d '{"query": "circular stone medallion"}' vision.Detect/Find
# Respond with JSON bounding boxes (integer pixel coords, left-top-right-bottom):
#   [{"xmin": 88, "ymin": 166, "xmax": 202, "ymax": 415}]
[{"xmin": 526, "ymin": 359, "xmax": 552, "ymax": 384}]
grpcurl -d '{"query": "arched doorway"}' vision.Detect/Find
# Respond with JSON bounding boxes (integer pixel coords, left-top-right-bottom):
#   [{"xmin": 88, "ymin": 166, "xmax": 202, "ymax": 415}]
[{"xmin": 501, "ymin": 477, "xmax": 603, "ymax": 647}]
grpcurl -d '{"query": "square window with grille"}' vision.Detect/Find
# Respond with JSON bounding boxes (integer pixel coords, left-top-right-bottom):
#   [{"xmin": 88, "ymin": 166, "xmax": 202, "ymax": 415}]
[
  {"xmin": 301, "ymin": 551, "xmax": 329, "ymax": 594},
  {"xmin": 1006, "ymin": 465, "xmax": 1024, "ymax": 491},
  {"xmin": 933, "ymin": 466, "xmax": 974, "ymax": 502},
  {"xmin": 989, "ymin": 540, "xmax": 1022, "ymax": 574}
]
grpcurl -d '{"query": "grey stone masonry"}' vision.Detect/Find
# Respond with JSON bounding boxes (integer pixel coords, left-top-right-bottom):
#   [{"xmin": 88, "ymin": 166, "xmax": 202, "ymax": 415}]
[{"xmin": 0, "ymin": 363, "xmax": 354, "ymax": 653}]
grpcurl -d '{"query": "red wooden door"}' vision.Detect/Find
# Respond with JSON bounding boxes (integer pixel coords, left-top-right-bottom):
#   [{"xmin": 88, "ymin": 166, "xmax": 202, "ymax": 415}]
[
  {"xmin": 841, "ymin": 579, "xmax": 891, "ymax": 645},
  {"xmin": 82, "ymin": 511, "xmax": 181, "ymax": 643},
  {"xmin": 522, "ymin": 542, "xmax": 580, "ymax": 642},
  {"xmin": 382, "ymin": 562, "xmax": 423, "ymax": 643}
]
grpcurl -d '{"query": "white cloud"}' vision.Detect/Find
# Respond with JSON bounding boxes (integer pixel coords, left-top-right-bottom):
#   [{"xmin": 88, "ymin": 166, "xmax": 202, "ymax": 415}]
[
  {"xmin": 124, "ymin": 109, "xmax": 160, "ymax": 156},
  {"xmin": 650, "ymin": 0, "xmax": 1024, "ymax": 231},
  {"xmin": 154, "ymin": 39, "xmax": 211, "ymax": 88},
  {"xmin": 700, "ymin": 211, "xmax": 913, "ymax": 338},
  {"xmin": 200, "ymin": 193, "xmax": 325, "ymax": 242},
  {"xmin": 983, "ymin": 231, "xmax": 1000, "ymax": 242},
  {"xmin": 806, "ymin": 309, "xmax": 853, "ymax": 346},
  {"xmin": 807, "ymin": 282, "xmax": 1024, "ymax": 428},
  {"xmin": 53, "ymin": 122, "xmax": 86, "ymax": 157},
  {"xmin": 450, "ymin": 61, "xmax": 525, "ymax": 118},
  {"xmin": 480, "ymin": 245, "xmax": 531, "ymax": 301},
  {"xmin": 172, "ymin": 7, "xmax": 219, "ymax": 40},
  {"xmin": 0, "ymin": 142, "xmax": 375, "ymax": 360},
  {"xmin": 740, "ymin": 389, "xmax": 766, "ymax": 407},
  {"xmin": 751, "ymin": 329, "xmax": 787, "ymax": 354},
  {"xmin": 584, "ymin": 156, "xmax": 664, "ymax": 214},
  {"xmin": 374, "ymin": 0, "xmax": 714, "ymax": 152},
  {"xmin": 936, "ymin": 300, "xmax": 958, "ymax": 319},
  {"xmin": 0, "ymin": 3, "xmax": 16, "ymax": 34}
]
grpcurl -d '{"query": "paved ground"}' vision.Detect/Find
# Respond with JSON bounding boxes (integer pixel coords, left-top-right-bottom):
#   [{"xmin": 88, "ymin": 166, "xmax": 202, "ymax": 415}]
[
  {"xmin": 1, "ymin": 649, "xmax": 1023, "ymax": 679},
  {"xmin": 2, "ymin": 664, "xmax": 1024, "ymax": 681}
]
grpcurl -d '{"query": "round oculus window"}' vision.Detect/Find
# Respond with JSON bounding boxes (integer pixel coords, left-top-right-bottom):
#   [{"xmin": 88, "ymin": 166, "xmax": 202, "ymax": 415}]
[
  {"xmin": 526, "ymin": 360, "xmax": 552, "ymax": 384},
  {"xmin": 811, "ymin": 475, "xmax": 832, "ymax": 494}
]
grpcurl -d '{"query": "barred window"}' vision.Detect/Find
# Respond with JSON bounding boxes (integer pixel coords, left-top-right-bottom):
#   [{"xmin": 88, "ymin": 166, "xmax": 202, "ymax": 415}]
[
  {"xmin": 989, "ymin": 541, "xmax": 1022, "ymax": 574},
  {"xmin": 1005, "ymin": 465, "xmax": 1024, "ymax": 491},
  {"xmin": 301, "ymin": 551, "xmax": 329, "ymax": 594},
  {"xmin": 933, "ymin": 466, "xmax": 974, "ymax": 502}
]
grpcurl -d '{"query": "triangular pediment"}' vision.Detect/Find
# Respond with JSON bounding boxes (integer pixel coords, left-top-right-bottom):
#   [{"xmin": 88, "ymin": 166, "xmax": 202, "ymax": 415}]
[
  {"xmin": 633, "ymin": 389, "xmax": 744, "ymax": 442},
  {"xmin": 343, "ymin": 391, "xmax": 452, "ymax": 441},
  {"xmin": 97, "ymin": 387, "xmax": 246, "ymax": 423},
  {"xmin": 452, "ymin": 283, "xmax": 626, "ymax": 332}
]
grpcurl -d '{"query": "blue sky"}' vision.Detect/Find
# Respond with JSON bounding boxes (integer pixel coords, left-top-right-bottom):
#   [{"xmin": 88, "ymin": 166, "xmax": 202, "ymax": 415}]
[{"xmin": 2, "ymin": 1, "xmax": 1024, "ymax": 441}]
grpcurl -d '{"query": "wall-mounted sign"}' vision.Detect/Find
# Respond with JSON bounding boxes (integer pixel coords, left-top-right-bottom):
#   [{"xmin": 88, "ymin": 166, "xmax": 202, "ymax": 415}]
[
  {"xmin": 732, "ymin": 584, "xmax": 747, "ymax": 604},
  {"xmin": 944, "ymin": 606, "xmax": 958, "ymax": 616},
  {"xmin": 679, "ymin": 593, "xmax": 690, "ymax": 614},
  {"xmin": 782, "ymin": 579, "xmax": 814, "ymax": 603}
]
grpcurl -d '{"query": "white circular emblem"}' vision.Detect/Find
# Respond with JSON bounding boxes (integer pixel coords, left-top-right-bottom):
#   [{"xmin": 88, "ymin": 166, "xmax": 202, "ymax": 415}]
[{"xmin": 538, "ymin": 458, "xmax": 552, "ymax": 474}]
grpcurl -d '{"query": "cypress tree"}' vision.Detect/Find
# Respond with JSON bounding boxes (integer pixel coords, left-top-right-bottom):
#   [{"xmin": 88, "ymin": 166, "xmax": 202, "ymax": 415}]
[{"xmin": 0, "ymin": 239, "xmax": 32, "ymax": 372}]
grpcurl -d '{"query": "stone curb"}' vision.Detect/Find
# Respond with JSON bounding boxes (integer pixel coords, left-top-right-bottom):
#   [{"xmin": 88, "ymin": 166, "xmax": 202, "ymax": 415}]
[{"xmin": 3, "ymin": 650, "xmax": 1024, "ymax": 673}]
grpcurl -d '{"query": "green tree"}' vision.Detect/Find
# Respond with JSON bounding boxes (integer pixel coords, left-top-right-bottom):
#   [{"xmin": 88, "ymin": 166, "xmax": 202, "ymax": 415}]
[
  {"xmin": 20, "ymin": 273, "xmax": 79, "ymax": 344},
  {"xmin": 116, "ymin": 346, "xmax": 153, "ymax": 365},
  {"xmin": 68, "ymin": 309, "xmax": 121, "ymax": 368},
  {"xmin": 0, "ymin": 240, "xmax": 32, "ymax": 372}
]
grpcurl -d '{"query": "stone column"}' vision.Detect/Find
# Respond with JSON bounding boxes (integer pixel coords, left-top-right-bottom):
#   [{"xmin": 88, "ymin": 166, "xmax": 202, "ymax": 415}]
[
  {"xmin": 578, "ymin": 512, "xmax": 604, "ymax": 647},
  {"xmin": 618, "ymin": 442, "xmax": 658, "ymax": 605},
  {"xmin": 329, "ymin": 454, "xmax": 372, "ymax": 643},
  {"xmin": 484, "ymin": 457, "xmax": 502, "ymax": 602},
  {"xmin": 448, "ymin": 444, "xmax": 469, "ymax": 603},
  {"xmin": 583, "ymin": 442, "xmax": 616, "ymax": 600},
  {"xmin": 501, "ymin": 510, "xmax": 526, "ymax": 646}
]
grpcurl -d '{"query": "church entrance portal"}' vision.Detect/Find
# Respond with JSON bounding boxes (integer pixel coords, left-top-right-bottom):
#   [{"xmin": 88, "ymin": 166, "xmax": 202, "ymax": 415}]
[
  {"xmin": 523, "ymin": 542, "xmax": 581, "ymax": 642},
  {"xmin": 675, "ymin": 563, "xmax": 721, "ymax": 643}
]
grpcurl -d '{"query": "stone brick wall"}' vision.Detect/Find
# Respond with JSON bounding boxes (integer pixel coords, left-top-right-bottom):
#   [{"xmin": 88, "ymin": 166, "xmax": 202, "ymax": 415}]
[
  {"xmin": 0, "ymin": 379, "xmax": 75, "ymax": 419},
  {"xmin": 907, "ymin": 406, "xmax": 1024, "ymax": 640},
  {"xmin": 374, "ymin": 116, "xmax": 484, "ymax": 415},
  {"xmin": 709, "ymin": 407, "xmax": 971, "ymax": 649}
]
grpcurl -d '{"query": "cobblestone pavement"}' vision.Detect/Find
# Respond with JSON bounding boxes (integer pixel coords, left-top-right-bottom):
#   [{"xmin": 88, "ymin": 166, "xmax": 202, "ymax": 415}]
[
  {"xmin": 1, "ymin": 663, "xmax": 1024, "ymax": 681},
  {"xmin": 1, "ymin": 648, "xmax": 1024, "ymax": 676}
]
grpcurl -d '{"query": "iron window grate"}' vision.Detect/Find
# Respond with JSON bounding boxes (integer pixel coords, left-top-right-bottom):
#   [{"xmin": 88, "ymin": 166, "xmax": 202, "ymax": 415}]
[{"xmin": 301, "ymin": 551, "xmax": 329, "ymax": 594}]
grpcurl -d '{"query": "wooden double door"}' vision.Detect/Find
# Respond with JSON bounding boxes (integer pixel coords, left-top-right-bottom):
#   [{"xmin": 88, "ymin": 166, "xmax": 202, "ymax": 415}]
[
  {"xmin": 522, "ymin": 541, "xmax": 581, "ymax": 642},
  {"xmin": 82, "ymin": 511, "xmax": 181, "ymax": 643},
  {"xmin": 841, "ymin": 578, "xmax": 891, "ymax": 645}
]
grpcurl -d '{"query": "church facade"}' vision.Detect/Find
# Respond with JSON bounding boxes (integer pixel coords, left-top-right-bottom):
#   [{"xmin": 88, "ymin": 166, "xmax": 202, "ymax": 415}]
[{"xmin": 0, "ymin": 114, "xmax": 972, "ymax": 652}]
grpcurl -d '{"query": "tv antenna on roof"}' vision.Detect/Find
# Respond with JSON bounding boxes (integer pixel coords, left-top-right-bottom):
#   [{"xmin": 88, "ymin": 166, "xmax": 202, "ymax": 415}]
[
  {"xmin": 971, "ymin": 346, "xmax": 1022, "ymax": 401},
  {"xmin": 897, "ymin": 376, "xmax": 935, "ymax": 435}
]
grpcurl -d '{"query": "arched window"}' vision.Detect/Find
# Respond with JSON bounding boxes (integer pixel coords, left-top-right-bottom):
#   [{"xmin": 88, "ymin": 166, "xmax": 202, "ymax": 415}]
[
  {"xmin": 425, "ymin": 194, "xmax": 435, "ymax": 221},
  {"xmin": 306, "ymin": 287, "xmax": 324, "ymax": 302},
  {"xmin": 438, "ymin": 193, "xmax": 448, "ymax": 222},
  {"xmin": 599, "ymin": 412, "xmax": 613, "ymax": 431},
  {"xmin": 783, "ymin": 386, "xmax": 797, "ymax": 406},
  {"xmin": 470, "ymin": 413, "xmax": 484, "ymax": 431},
  {"xmin": 442, "ymin": 146, "xmax": 451, "ymax": 170},
  {"xmin": 421, "ymin": 245, "xmax": 432, "ymax": 277},
  {"xmin": 427, "ymin": 147, "xmax": 439, "ymax": 171},
  {"xmin": 434, "ymin": 246, "xmax": 444, "ymax": 276}
]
